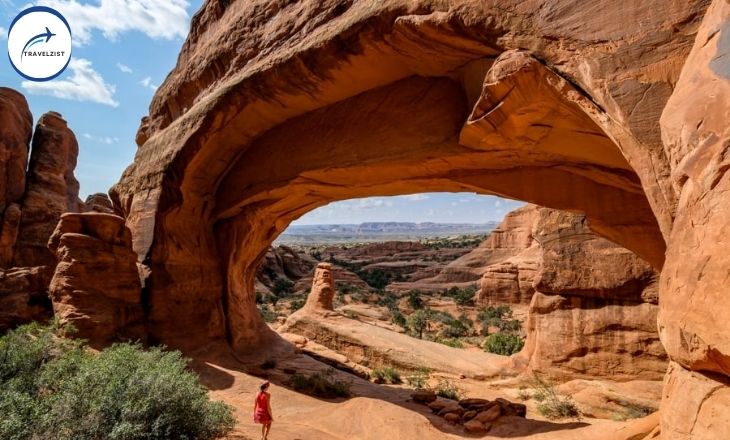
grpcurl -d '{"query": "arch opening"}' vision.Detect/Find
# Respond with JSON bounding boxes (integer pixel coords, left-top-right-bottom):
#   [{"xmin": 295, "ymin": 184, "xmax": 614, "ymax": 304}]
[{"xmin": 210, "ymin": 55, "xmax": 664, "ymax": 350}]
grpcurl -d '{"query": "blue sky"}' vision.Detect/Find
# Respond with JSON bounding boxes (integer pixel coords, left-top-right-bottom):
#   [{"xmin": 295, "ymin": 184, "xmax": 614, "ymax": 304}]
[
  {"xmin": 2, "ymin": 1, "xmax": 523, "ymax": 225},
  {"xmin": 293, "ymin": 193, "xmax": 525, "ymax": 225},
  {"xmin": 1, "ymin": 0, "xmax": 205, "ymax": 197}
]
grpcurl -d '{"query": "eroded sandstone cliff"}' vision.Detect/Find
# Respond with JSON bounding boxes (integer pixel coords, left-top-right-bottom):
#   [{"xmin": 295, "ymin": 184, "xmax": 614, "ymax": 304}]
[{"xmin": 104, "ymin": 0, "xmax": 728, "ymax": 436}]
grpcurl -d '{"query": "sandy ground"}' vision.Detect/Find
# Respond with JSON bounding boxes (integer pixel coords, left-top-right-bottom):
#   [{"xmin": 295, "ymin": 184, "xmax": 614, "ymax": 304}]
[{"xmin": 190, "ymin": 342, "xmax": 659, "ymax": 440}]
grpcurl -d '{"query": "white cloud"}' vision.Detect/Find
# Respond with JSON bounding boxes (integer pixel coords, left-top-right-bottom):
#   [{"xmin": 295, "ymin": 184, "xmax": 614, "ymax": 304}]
[
  {"xmin": 403, "ymin": 194, "xmax": 430, "ymax": 201},
  {"xmin": 116, "ymin": 62, "xmax": 132, "ymax": 73},
  {"xmin": 139, "ymin": 76, "xmax": 157, "ymax": 91},
  {"xmin": 0, "ymin": 27, "xmax": 6, "ymax": 39},
  {"xmin": 22, "ymin": 58, "xmax": 118, "ymax": 107},
  {"xmin": 82, "ymin": 133, "xmax": 119, "ymax": 144},
  {"xmin": 36, "ymin": 0, "xmax": 191, "ymax": 45},
  {"xmin": 494, "ymin": 200, "xmax": 503, "ymax": 207}
]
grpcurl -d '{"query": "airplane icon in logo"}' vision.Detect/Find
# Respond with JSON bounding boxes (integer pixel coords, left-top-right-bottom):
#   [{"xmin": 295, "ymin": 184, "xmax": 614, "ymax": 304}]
[{"xmin": 21, "ymin": 27, "xmax": 56, "ymax": 60}]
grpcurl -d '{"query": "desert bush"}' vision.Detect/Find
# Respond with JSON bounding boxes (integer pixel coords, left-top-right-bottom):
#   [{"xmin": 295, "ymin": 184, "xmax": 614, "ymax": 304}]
[
  {"xmin": 483, "ymin": 333, "xmax": 524, "ymax": 355},
  {"xmin": 441, "ymin": 318, "xmax": 470, "ymax": 338},
  {"xmin": 358, "ymin": 269, "xmax": 391, "ymax": 291},
  {"xmin": 499, "ymin": 319, "xmax": 522, "ymax": 334},
  {"xmin": 258, "ymin": 304, "xmax": 278, "ymax": 323},
  {"xmin": 0, "ymin": 323, "xmax": 235, "ymax": 440},
  {"xmin": 434, "ymin": 379, "xmax": 462, "ymax": 400},
  {"xmin": 272, "ymin": 277, "xmax": 294, "ymax": 297},
  {"xmin": 287, "ymin": 369, "xmax": 352, "ymax": 398},
  {"xmin": 435, "ymin": 337, "xmax": 464, "ymax": 348},
  {"xmin": 406, "ymin": 367, "xmax": 432, "ymax": 389},
  {"xmin": 378, "ymin": 292, "xmax": 398, "ymax": 311},
  {"xmin": 407, "ymin": 290, "xmax": 424, "ymax": 310},
  {"xmin": 477, "ymin": 305, "xmax": 515, "ymax": 334},
  {"xmin": 430, "ymin": 310, "xmax": 455, "ymax": 324},
  {"xmin": 529, "ymin": 374, "xmax": 581, "ymax": 420},
  {"xmin": 390, "ymin": 310, "xmax": 407, "ymax": 328},
  {"xmin": 289, "ymin": 298, "xmax": 306, "ymax": 311},
  {"xmin": 453, "ymin": 286, "xmax": 476, "ymax": 305},
  {"xmin": 371, "ymin": 367, "xmax": 401, "ymax": 384},
  {"xmin": 407, "ymin": 309, "xmax": 430, "ymax": 339}
]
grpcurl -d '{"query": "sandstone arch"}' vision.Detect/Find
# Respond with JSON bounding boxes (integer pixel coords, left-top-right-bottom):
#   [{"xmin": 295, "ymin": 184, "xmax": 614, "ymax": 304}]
[{"xmin": 111, "ymin": 0, "xmax": 728, "ymax": 436}]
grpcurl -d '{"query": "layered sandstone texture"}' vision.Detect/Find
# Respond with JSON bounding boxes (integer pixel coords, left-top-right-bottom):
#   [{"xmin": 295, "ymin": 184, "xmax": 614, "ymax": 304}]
[
  {"xmin": 14, "ymin": 112, "xmax": 81, "ymax": 268},
  {"xmin": 0, "ymin": 88, "xmax": 86, "ymax": 331},
  {"xmin": 513, "ymin": 208, "xmax": 666, "ymax": 380},
  {"xmin": 657, "ymin": 0, "xmax": 730, "ymax": 437},
  {"xmin": 109, "ymin": 0, "xmax": 728, "ymax": 437},
  {"xmin": 394, "ymin": 206, "xmax": 537, "ymax": 293},
  {"xmin": 0, "ymin": 88, "xmax": 32, "ymax": 268},
  {"xmin": 48, "ymin": 213, "xmax": 145, "ymax": 346},
  {"xmin": 303, "ymin": 263, "xmax": 336, "ymax": 311}
]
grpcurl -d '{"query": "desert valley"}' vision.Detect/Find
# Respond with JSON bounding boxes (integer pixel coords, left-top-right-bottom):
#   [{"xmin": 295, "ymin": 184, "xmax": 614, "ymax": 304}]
[{"xmin": 1, "ymin": 0, "xmax": 730, "ymax": 439}]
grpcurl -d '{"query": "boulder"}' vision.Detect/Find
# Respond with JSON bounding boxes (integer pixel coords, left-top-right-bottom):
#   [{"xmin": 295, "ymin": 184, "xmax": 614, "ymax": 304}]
[
  {"xmin": 48, "ymin": 213, "xmax": 145, "ymax": 347},
  {"xmin": 411, "ymin": 390, "xmax": 437, "ymax": 404},
  {"xmin": 84, "ymin": 193, "xmax": 115, "ymax": 214},
  {"xmin": 463, "ymin": 419, "xmax": 487, "ymax": 434},
  {"xmin": 0, "ymin": 266, "xmax": 52, "ymax": 331},
  {"xmin": 474, "ymin": 405, "xmax": 502, "ymax": 423},
  {"xmin": 444, "ymin": 413, "xmax": 461, "ymax": 424}
]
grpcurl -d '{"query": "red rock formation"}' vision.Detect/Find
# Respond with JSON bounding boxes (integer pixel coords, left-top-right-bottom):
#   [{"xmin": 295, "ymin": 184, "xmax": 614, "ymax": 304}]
[
  {"xmin": 48, "ymin": 213, "xmax": 145, "ymax": 346},
  {"xmin": 83, "ymin": 193, "xmax": 115, "ymax": 214},
  {"xmin": 14, "ymin": 112, "xmax": 81, "ymax": 268},
  {"xmin": 106, "ymin": 1, "xmax": 729, "ymax": 434},
  {"xmin": 0, "ymin": 266, "xmax": 53, "ymax": 331},
  {"xmin": 0, "ymin": 88, "xmax": 32, "ymax": 267},
  {"xmin": 303, "ymin": 263, "xmax": 335, "ymax": 311},
  {"xmin": 657, "ymin": 0, "xmax": 730, "ymax": 436}
]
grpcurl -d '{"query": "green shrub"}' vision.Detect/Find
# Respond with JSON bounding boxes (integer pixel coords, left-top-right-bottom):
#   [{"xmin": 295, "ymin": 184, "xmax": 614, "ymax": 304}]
[
  {"xmin": 499, "ymin": 319, "xmax": 522, "ymax": 334},
  {"xmin": 371, "ymin": 367, "xmax": 401, "ymax": 384},
  {"xmin": 378, "ymin": 293, "xmax": 398, "ymax": 311},
  {"xmin": 258, "ymin": 304, "xmax": 278, "ymax": 323},
  {"xmin": 483, "ymin": 333, "xmax": 524, "ymax": 355},
  {"xmin": 358, "ymin": 269, "xmax": 391, "ymax": 291},
  {"xmin": 272, "ymin": 278, "xmax": 294, "ymax": 297},
  {"xmin": 441, "ymin": 319, "xmax": 470, "ymax": 338},
  {"xmin": 529, "ymin": 374, "xmax": 581, "ymax": 420},
  {"xmin": 407, "ymin": 309, "xmax": 430, "ymax": 339},
  {"xmin": 289, "ymin": 298, "xmax": 306, "ymax": 312},
  {"xmin": 286, "ymin": 369, "xmax": 352, "ymax": 398},
  {"xmin": 0, "ymin": 323, "xmax": 235, "ymax": 440},
  {"xmin": 407, "ymin": 290, "xmax": 424, "ymax": 310},
  {"xmin": 453, "ymin": 286, "xmax": 476, "ymax": 305},
  {"xmin": 434, "ymin": 379, "xmax": 462, "ymax": 400},
  {"xmin": 406, "ymin": 367, "xmax": 431, "ymax": 389},
  {"xmin": 435, "ymin": 337, "xmax": 464, "ymax": 348},
  {"xmin": 430, "ymin": 310, "xmax": 455, "ymax": 324},
  {"xmin": 390, "ymin": 310, "xmax": 407, "ymax": 328}
]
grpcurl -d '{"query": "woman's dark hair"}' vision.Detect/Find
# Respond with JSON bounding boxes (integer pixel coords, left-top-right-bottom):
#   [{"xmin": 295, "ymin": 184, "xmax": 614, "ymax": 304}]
[{"xmin": 260, "ymin": 382, "xmax": 270, "ymax": 391}]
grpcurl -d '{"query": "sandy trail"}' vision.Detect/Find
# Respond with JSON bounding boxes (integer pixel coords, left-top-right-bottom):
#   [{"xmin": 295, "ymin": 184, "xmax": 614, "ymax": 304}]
[{"xmin": 190, "ymin": 343, "xmax": 658, "ymax": 440}]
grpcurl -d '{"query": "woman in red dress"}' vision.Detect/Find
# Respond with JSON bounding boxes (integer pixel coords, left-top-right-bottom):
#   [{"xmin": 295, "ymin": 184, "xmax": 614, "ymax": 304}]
[{"xmin": 253, "ymin": 381, "xmax": 273, "ymax": 440}]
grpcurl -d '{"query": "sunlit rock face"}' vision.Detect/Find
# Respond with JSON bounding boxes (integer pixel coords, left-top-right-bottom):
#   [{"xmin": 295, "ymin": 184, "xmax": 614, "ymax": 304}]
[
  {"xmin": 48, "ymin": 213, "xmax": 146, "ymax": 347},
  {"xmin": 108, "ymin": 0, "xmax": 730, "ymax": 436}
]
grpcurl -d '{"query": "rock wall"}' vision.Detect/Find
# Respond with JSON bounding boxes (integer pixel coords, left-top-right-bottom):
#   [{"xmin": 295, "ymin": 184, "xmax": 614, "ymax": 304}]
[
  {"xmin": 657, "ymin": 0, "xmax": 730, "ymax": 437},
  {"xmin": 107, "ymin": 1, "xmax": 730, "ymax": 435},
  {"xmin": 13, "ymin": 112, "xmax": 81, "ymax": 268},
  {"xmin": 0, "ymin": 87, "xmax": 88, "ymax": 332},
  {"xmin": 48, "ymin": 213, "xmax": 145, "ymax": 346},
  {"xmin": 0, "ymin": 89, "xmax": 32, "ymax": 268}
]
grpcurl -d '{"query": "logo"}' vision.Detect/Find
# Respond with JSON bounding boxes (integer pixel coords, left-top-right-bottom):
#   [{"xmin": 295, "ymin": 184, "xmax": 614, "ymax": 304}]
[{"xmin": 7, "ymin": 6, "xmax": 72, "ymax": 82}]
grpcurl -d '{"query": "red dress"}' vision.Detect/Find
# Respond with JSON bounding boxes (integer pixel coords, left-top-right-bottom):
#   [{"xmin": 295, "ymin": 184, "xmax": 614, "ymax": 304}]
[{"xmin": 254, "ymin": 391, "xmax": 272, "ymax": 424}]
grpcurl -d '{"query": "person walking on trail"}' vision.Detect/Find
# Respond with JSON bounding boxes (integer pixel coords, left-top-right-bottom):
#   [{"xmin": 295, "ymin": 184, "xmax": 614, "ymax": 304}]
[{"xmin": 254, "ymin": 381, "xmax": 273, "ymax": 440}]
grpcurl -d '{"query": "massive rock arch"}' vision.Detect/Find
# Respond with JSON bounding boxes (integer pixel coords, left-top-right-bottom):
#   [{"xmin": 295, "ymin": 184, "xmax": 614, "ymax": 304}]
[{"xmin": 110, "ymin": 0, "xmax": 729, "ymax": 437}]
